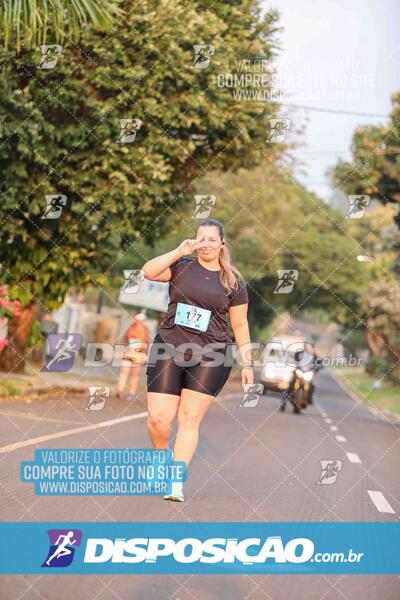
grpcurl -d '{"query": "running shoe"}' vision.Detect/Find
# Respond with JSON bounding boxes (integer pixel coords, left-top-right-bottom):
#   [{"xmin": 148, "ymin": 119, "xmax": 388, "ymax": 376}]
[{"xmin": 164, "ymin": 481, "xmax": 184, "ymax": 502}]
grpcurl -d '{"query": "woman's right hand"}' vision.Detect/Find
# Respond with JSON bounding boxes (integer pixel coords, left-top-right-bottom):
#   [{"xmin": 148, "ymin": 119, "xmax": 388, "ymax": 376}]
[{"xmin": 176, "ymin": 237, "xmax": 207, "ymax": 257}]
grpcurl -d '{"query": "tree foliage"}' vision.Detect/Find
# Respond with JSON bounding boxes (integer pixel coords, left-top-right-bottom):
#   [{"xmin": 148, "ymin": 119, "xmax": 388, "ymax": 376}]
[
  {"xmin": 333, "ymin": 91, "xmax": 400, "ymax": 230},
  {"xmin": 119, "ymin": 160, "xmax": 369, "ymax": 336},
  {"xmin": 0, "ymin": 0, "xmax": 122, "ymax": 52},
  {"xmin": 0, "ymin": 0, "xmax": 281, "ymax": 313}
]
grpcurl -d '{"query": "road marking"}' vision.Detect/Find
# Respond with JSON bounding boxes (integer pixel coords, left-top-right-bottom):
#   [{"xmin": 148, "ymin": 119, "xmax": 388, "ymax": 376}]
[
  {"xmin": 324, "ymin": 418, "xmax": 332, "ymax": 424},
  {"xmin": 0, "ymin": 410, "xmax": 82, "ymax": 426},
  {"xmin": 329, "ymin": 425, "xmax": 338, "ymax": 431},
  {"xmin": 346, "ymin": 452, "xmax": 362, "ymax": 464},
  {"xmin": 335, "ymin": 435, "xmax": 346, "ymax": 442},
  {"xmin": 0, "ymin": 412, "xmax": 148, "ymax": 454},
  {"xmin": 367, "ymin": 490, "xmax": 395, "ymax": 514}
]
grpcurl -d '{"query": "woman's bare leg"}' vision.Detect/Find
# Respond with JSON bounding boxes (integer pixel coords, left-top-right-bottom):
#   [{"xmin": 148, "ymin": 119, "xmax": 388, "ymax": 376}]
[
  {"xmin": 147, "ymin": 391, "xmax": 181, "ymax": 449},
  {"xmin": 117, "ymin": 363, "xmax": 130, "ymax": 394},
  {"xmin": 173, "ymin": 388, "xmax": 214, "ymax": 465},
  {"xmin": 129, "ymin": 366, "xmax": 140, "ymax": 394}
]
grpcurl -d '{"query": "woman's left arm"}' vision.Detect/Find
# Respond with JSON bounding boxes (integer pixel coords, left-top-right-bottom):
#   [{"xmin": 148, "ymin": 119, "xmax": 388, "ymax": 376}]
[{"xmin": 229, "ymin": 303, "xmax": 254, "ymax": 384}]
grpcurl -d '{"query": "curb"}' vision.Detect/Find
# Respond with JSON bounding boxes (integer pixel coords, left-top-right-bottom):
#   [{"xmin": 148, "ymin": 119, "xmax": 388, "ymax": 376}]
[{"xmin": 329, "ymin": 368, "xmax": 400, "ymax": 424}]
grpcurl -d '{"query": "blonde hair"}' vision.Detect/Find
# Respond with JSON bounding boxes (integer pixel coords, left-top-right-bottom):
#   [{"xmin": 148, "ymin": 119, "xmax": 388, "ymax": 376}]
[{"xmin": 195, "ymin": 219, "xmax": 242, "ymax": 294}]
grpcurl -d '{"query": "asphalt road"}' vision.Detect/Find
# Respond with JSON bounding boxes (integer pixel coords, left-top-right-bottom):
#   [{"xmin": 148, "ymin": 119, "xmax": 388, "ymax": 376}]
[{"xmin": 0, "ymin": 368, "xmax": 398, "ymax": 599}]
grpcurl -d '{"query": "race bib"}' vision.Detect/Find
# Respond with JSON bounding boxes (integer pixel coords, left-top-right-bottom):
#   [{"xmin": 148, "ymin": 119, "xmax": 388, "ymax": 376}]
[{"xmin": 174, "ymin": 302, "xmax": 211, "ymax": 332}]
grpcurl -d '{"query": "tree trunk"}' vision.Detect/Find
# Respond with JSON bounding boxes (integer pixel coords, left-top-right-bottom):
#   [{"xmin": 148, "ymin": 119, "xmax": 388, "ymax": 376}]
[
  {"xmin": 0, "ymin": 303, "xmax": 37, "ymax": 373},
  {"xmin": 365, "ymin": 327, "xmax": 382, "ymax": 356}
]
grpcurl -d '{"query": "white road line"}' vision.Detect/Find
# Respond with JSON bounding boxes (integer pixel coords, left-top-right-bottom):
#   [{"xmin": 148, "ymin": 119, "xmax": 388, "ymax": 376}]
[
  {"xmin": 367, "ymin": 490, "xmax": 395, "ymax": 514},
  {"xmin": 0, "ymin": 410, "xmax": 82, "ymax": 426},
  {"xmin": 346, "ymin": 452, "xmax": 362, "ymax": 464},
  {"xmin": 335, "ymin": 435, "xmax": 346, "ymax": 442},
  {"xmin": 324, "ymin": 418, "xmax": 332, "ymax": 424},
  {"xmin": 0, "ymin": 412, "xmax": 148, "ymax": 454},
  {"xmin": 329, "ymin": 425, "xmax": 338, "ymax": 432}
]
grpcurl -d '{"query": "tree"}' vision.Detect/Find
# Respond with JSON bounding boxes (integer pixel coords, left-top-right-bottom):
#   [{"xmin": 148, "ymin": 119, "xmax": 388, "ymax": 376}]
[
  {"xmin": 332, "ymin": 93, "xmax": 400, "ymax": 382},
  {"xmin": 332, "ymin": 91, "xmax": 400, "ymax": 230},
  {"xmin": 0, "ymin": 0, "xmax": 282, "ymax": 371},
  {"xmin": 0, "ymin": 0, "xmax": 122, "ymax": 52},
  {"xmin": 116, "ymin": 160, "xmax": 369, "ymax": 337}
]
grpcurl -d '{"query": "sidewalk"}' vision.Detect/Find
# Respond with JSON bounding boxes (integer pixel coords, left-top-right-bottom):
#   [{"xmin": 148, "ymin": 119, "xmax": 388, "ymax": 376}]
[{"xmin": 0, "ymin": 358, "xmax": 148, "ymax": 402}]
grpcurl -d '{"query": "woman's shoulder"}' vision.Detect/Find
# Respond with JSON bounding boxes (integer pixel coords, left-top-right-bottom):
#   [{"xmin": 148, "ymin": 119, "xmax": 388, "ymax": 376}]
[
  {"xmin": 170, "ymin": 256, "xmax": 195, "ymax": 271},
  {"xmin": 227, "ymin": 271, "xmax": 248, "ymax": 305}
]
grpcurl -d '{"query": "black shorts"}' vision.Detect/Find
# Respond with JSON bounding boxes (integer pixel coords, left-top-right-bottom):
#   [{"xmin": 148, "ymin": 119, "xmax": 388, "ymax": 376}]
[{"xmin": 146, "ymin": 332, "xmax": 233, "ymax": 397}]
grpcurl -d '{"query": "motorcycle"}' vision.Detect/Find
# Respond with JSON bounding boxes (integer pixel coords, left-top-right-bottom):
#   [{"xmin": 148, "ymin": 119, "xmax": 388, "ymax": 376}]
[
  {"xmin": 292, "ymin": 368, "xmax": 315, "ymax": 413},
  {"xmin": 280, "ymin": 367, "xmax": 315, "ymax": 414}
]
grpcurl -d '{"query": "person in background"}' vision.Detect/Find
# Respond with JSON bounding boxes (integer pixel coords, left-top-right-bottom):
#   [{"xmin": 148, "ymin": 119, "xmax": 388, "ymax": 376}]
[{"xmin": 117, "ymin": 311, "xmax": 149, "ymax": 400}]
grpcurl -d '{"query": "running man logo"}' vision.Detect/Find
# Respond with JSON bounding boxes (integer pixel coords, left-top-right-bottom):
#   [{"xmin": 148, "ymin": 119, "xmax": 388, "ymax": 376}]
[
  {"xmin": 238, "ymin": 383, "xmax": 264, "ymax": 408},
  {"xmin": 116, "ymin": 119, "xmax": 142, "ymax": 144},
  {"xmin": 192, "ymin": 195, "xmax": 216, "ymax": 219},
  {"xmin": 85, "ymin": 386, "xmax": 110, "ymax": 411},
  {"xmin": 317, "ymin": 460, "xmax": 343, "ymax": 485},
  {"xmin": 192, "ymin": 45, "xmax": 215, "ymax": 69},
  {"xmin": 346, "ymin": 195, "xmax": 370, "ymax": 219},
  {"xmin": 274, "ymin": 270, "xmax": 299, "ymax": 294},
  {"xmin": 41, "ymin": 333, "xmax": 83, "ymax": 372},
  {"xmin": 41, "ymin": 529, "xmax": 82, "ymax": 568},
  {"xmin": 121, "ymin": 269, "xmax": 146, "ymax": 294},
  {"xmin": 41, "ymin": 194, "xmax": 67, "ymax": 220},
  {"xmin": 38, "ymin": 45, "xmax": 62, "ymax": 70},
  {"xmin": 266, "ymin": 119, "xmax": 291, "ymax": 143}
]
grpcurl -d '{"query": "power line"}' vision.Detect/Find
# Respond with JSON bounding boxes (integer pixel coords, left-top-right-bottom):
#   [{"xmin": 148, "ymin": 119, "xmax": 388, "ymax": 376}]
[{"xmin": 280, "ymin": 103, "xmax": 390, "ymax": 118}]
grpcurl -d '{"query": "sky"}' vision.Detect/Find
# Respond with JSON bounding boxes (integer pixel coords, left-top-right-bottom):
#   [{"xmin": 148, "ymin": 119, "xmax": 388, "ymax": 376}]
[{"xmin": 264, "ymin": 0, "xmax": 400, "ymax": 206}]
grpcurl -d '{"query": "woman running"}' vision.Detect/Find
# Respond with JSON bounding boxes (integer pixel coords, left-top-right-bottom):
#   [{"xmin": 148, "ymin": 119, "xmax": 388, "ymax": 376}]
[{"xmin": 142, "ymin": 218, "xmax": 253, "ymax": 502}]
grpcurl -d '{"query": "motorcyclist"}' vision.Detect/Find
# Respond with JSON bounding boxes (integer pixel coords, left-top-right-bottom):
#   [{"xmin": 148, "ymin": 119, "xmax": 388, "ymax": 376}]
[
  {"xmin": 279, "ymin": 338, "xmax": 319, "ymax": 412},
  {"xmin": 279, "ymin": 348, "xmax": 304, "ymax": 412}
]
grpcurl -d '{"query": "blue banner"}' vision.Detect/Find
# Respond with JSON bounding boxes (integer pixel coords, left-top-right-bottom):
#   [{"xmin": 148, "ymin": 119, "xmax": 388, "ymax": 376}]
[
  {"xmin": 0, "ymin": 522, "xmax": 398, "ymax": 574},
  {"xmin": 20, "ymin": 448, "xmax": 186, "ymax": 496}
]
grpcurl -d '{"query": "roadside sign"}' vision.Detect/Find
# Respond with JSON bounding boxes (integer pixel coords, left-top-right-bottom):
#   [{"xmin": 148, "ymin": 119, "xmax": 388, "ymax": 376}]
[{"xmin": 118, "ymin": 279, "xmax": 169, "ymax": 312}]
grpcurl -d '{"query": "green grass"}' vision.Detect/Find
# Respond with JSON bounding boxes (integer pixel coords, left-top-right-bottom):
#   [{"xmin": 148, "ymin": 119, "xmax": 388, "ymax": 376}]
[
  {"xmin": 335, "ymin": 367, "xmax": 400, "ymax": 415},
  {"xmin": 0, "ymin": 378, "xmax": 22, "ymax": 397}
]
